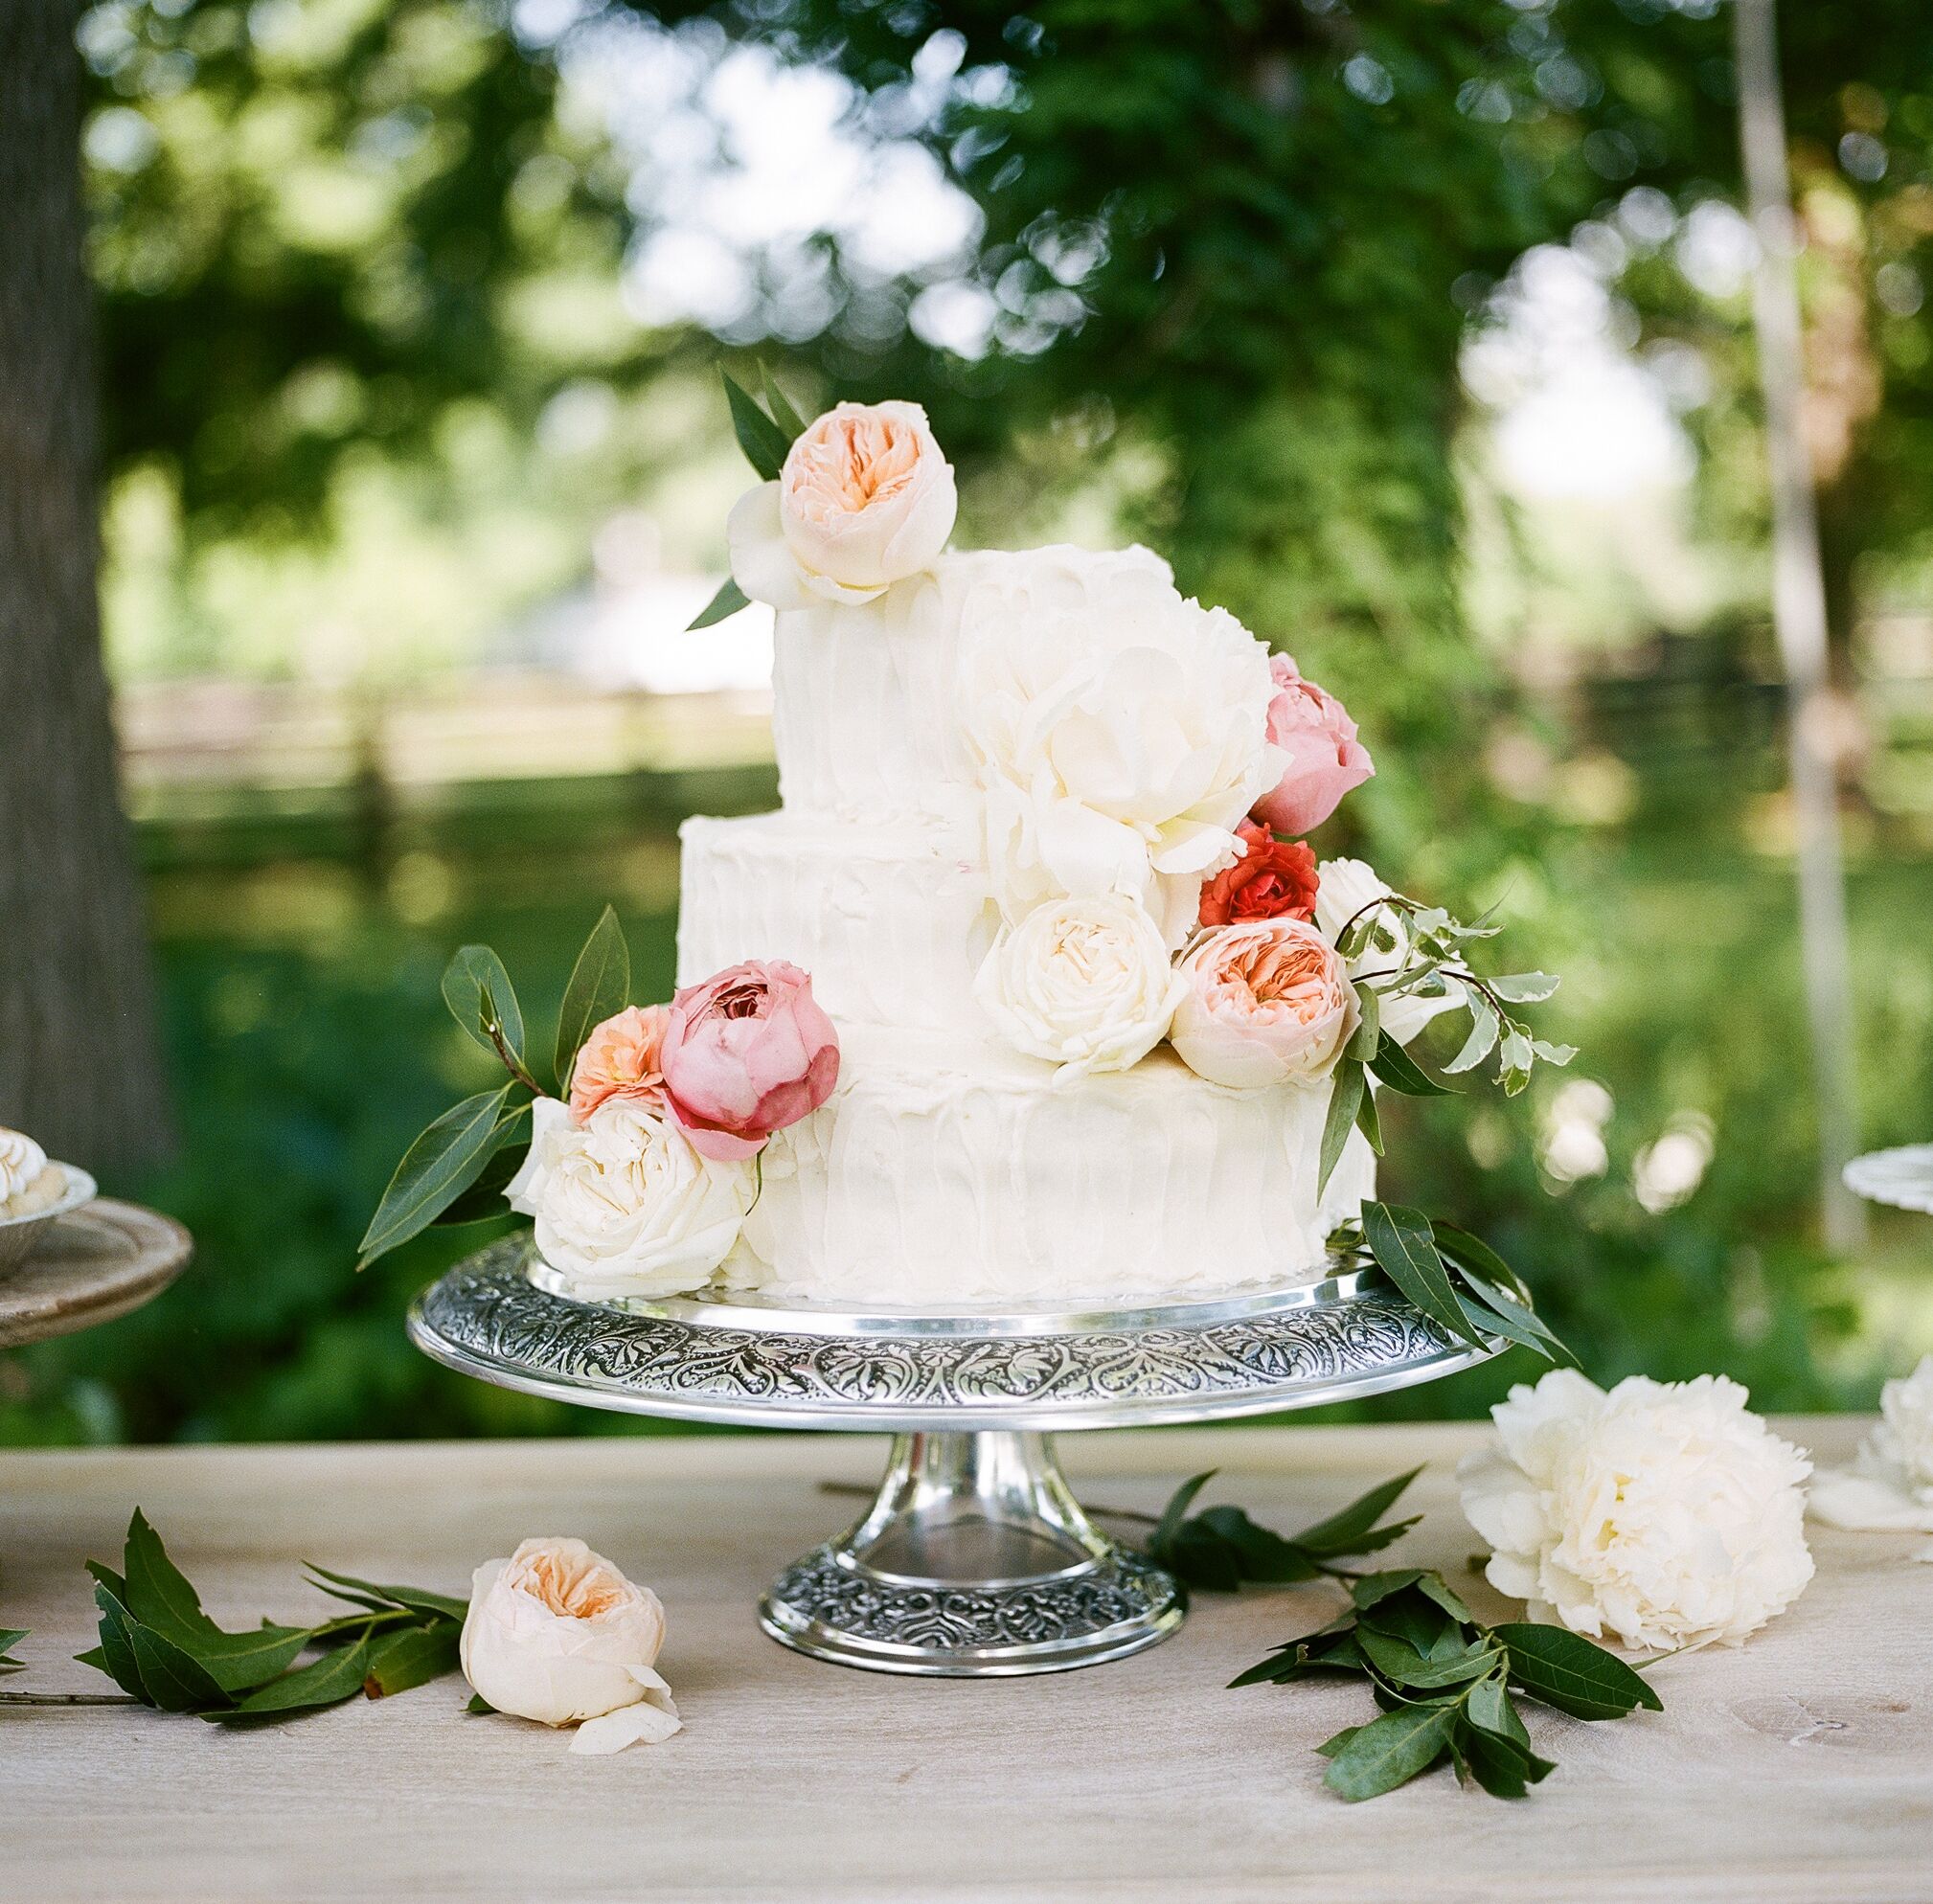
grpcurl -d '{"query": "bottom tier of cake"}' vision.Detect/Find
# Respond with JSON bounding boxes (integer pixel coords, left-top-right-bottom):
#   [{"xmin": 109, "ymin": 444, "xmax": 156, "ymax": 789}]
[{"xmin": 720, "ymin": 1039, "xmax": 1374, "ymax": 1310}]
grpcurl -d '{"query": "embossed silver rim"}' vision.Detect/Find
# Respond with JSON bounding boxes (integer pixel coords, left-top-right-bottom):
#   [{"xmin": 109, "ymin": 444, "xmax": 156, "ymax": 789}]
[{"xmin": 409, "ymin": 1234, "xmax": 1502, "ymax": 1432}]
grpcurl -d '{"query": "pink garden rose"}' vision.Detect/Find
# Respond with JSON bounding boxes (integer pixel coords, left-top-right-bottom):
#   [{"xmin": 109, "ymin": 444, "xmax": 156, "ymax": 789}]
[
  {"xmin": 660, "ymin": 961, "xmax": 841, "ymax": 1160},
  {"xmin": 1251, "ymin": 654, "xmax": 1374, "ymax": 837},
  {"xmin": 1169, "ymin": 918, "xmax": 1360, "ymax": 1089},
  {"xmin": 1197, "ymin": 820, "xmax": 1320, "ymax": 929},
  {"xmin": 569, "ymin": 1005, "xmax": 670, "ymax": 1121}
]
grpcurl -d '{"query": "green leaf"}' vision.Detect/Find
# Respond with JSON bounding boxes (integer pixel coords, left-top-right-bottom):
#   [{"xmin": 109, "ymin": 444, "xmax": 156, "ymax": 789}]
[
  {"xmin": 1354, "ymin": 1077, "xmax": 1383, "ymax": 1156},
  {"xmin": 363, "ymin": 1621, "xmax": 463, "ymax": 1698},
  {"xmin": 1318, "ymin": 1060, "xmax": 1366, "ymax": 1196},
  {"xmin": 1323, "ymin": 1703, "xmax": 1459, "ymax": 1802},
  {"xmin": 0, "ymin": 1627, "xmax": 26, "ymax": 1673},
  {"xmin": 1315, "ymin": 1724, "xmax": 1362, "ymax": 1757},
  {"xmin": 1358, "ymin": 1629, "xmax": 1499, "ymax": 1690},
  {"xmin": 1347, "ymin": 983, "xmax": 1380, "ymax": 1063},
  {"xmin": 90, "ymin": 1583, "xmax": 153, "ymax": 1703},
  {"xmin": 1443, "ymin": 994, "xmax": 1499, "ymax": 1075},
  {"xmin": 1465, "ymin": 1674, "xmax": 1532, "ymax": 1749},
  {"xmin": 1368, "ymin": 1032, "xmax": 1454, "ymax": 1097},
  {"xmin": 760, "ymin": 365, "xmax": 809, "ymax": 440},
  {"xmin": 553, "ymin": 904, "xmax": 632, "ymax": 1093},
  {"xmin": 122, "ymin": 1508, "xmax": 221, "ymax": 1644},
  {"xmin": 222, "ymin": 1637, "xmax": 376, "ymax": 1720},
  {"xmin": 466, "ymin": 1691, "xmax": 496, "ymax": 1714},
  {"xmin": 432, "ymin": 1107, "xmax": 531, "ymax": 1227},
  {"xmin": 1496, "ymin": 1623, "xmax": 1663, "ymax": 1720},
  {"xmin": 1191, "ymin": 1506, "xmax": 1325, "ymax": 1585},
  {"xmin": 128, "ymin": 1621, "xmax": 233, "ymax": 1713},
  {"xmin": 688, "ymin": 576, "xmax": 750, "ymax": 632},
  {"xmin": 1453, "ymin": 1281, "xmax": 1563, "ymax": 1364},
  {"xmin": 1488, "ymin": 972, "xmax": 1559, "ymax": 1003},
  {"xmin": 1288, "ymin": 1469, "xmax": 1422, "ymax": 1558},
  {"xmin": 722, "ymin": 371, "xmax": 794, "ymax": 481},
  {"xmin": 1414, "ymin": 1572, "xmax": 1477, "ymax": 1626},
  {"xmin": 1362, "ymin": 1202, "xmax": 1490, "ymax": 1352},
  {"xmin": 305, "ymin": 1564, "xmax": 470, "ymax": 1625},
  {"xmin": 442, "ymin": 945, "xmax": 525, "ymax": 1064},
  {"xmin": 1456, "ymin": 1719, "xmax": 1555, "ymax": 1799},
  {"xmin": 357, "ymin": 1084, "xmax": 514, "ymax": 1269}
]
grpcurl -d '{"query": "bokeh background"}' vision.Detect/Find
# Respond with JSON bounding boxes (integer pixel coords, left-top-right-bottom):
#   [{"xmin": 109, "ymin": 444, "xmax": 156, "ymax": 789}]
[{"xmin": 6, "ymin": 0, "xmax": 1931, "ymax": 1444}]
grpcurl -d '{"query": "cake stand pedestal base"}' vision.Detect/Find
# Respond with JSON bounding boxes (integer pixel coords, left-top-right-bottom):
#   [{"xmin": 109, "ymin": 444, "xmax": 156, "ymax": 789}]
[{"xmin": 759, "ymin": 1430, "xmax": 1180, "ymax": 1676}]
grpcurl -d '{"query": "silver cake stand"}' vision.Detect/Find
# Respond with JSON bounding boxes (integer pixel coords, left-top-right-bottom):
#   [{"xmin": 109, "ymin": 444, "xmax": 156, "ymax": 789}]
[{"xmin": 409, "ymin": 1235, "xmax": 1502, "ymax": 1677}]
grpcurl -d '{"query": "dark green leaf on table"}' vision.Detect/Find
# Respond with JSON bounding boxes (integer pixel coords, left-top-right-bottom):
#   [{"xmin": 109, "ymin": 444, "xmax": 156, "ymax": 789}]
[
  {"xmin": 222, "ymin": 1637, "xmax": 377, "ymax": 1721},
  {"xmin": 306, "ymin": 1563, "xmax": 469, "ymax": 1625},
  {"xmin": 1324, "ymin": 1703, "xmax": 1460, "ymax": 1802},
  {"xmin": 1495, "ymin": 1623, "xmax": 1663, "ymax": 1720},
  {"xmin": 0, "ymin": 1628, "xmax": 27, "ymax": 1673},
  {"xmin": 364, "ymin": 1621, "xmax": 463, "ymax": 1699},
  {"xmin": 1147, "ymin": 1468, "xmax": 1421, "ymax": 1593}
]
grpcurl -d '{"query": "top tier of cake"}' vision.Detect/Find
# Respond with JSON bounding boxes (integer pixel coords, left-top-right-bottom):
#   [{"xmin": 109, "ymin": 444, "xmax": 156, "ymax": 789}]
[{"xmin": 770, "ymin": 542, "xmax": 1176, "ymax": 828}]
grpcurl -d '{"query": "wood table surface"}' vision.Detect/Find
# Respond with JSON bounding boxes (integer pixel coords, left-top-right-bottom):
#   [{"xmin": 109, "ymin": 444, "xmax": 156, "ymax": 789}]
[{"xmin": 1, "ymin": 1419, "xmax": 1928, "ymax": 1904}]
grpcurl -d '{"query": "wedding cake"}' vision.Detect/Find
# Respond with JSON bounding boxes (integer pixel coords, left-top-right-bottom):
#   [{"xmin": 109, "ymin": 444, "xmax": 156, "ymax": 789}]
[{"xmin": 674, "ymin": 398, "xmax": 1399, "ymax": 1309}]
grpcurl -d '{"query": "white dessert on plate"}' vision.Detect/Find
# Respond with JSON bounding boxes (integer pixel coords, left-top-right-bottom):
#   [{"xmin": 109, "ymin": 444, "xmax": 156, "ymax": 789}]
[{"xmin": 0, "ymin": 1127, "xmax": 65, "ymax": 1219}]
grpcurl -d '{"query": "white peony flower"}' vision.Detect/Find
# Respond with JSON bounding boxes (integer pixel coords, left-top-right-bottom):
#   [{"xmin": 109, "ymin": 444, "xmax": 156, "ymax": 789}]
[
  {"xmin": 1313, "ymin": 857, "xmax": 1463, "ymax": 1047},
  {"xmin": 506, "ymin": 1096, "xmax": 753, "ymax": 1301},
  {"xmin": 728, "ymin": 400, "xmax": 957, "ymax": 609},
  {"xmin": 958, "ymin": 546, "xmax": 1284, "ymax": 947},
  {"xmin": 461, "ymin": 1536, "xmax": 680, "ymax": 1756},
  {"xmin": 1808, "ymin": 1355, "xmax": 1933, "ymax": 1558},
  {"xmin": 974, "ymin": 893, "xmax": 1186, "ymax": 1077},
  {"xmin": 1457, "ymin": 1368, "xmax": 1814, "ymax": 1650}
]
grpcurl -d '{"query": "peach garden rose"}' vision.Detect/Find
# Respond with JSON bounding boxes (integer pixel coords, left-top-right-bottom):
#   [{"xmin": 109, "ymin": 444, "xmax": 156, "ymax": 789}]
[
  {"xmin": 1170, "ymin": 918, "xmax": 1360, "ymax": 1089},
  {"xmin": 728, "ymin": 400, "xmax": 958, "ymax": 609},
  {"xmin": 568, "ymin": 1005, "xmax": 670, "ymax": 1121}
]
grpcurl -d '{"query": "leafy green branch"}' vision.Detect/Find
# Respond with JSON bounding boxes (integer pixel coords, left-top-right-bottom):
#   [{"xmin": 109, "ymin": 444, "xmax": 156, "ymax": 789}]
[
  {"xmin": 1233, "ymin": 1561, "xmax": 1662, "ymax": 1802},
  {"xmin": 356, "ymin": 907, "xmax": 632, "ymax": 1271},
  {"xmin": 69, "ymin": 1511, "xmax": 466, "ymax": 1722}
]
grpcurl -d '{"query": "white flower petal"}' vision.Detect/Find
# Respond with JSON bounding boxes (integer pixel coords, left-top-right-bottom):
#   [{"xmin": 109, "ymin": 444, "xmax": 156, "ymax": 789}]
[
  {"xmin": 1808, "ymin": 1464, "xmax": 1933, "ymax": 1533},
  {"xmin": 569, "ymin": 1697, "xmax": 683, "ymax": 1755}
]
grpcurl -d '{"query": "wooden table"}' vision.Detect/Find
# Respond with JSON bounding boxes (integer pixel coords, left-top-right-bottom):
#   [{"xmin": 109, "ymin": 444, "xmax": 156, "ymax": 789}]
[{"xmin": 2, "ymin": 1420, "xmax": 1928, "ymax": 1903}]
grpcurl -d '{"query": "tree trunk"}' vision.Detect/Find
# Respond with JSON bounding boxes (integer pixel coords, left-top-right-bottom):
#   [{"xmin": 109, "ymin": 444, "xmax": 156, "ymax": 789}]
[{"xmin": 0, "ymin": 1, "xmax": 174, "ymax": 1177}]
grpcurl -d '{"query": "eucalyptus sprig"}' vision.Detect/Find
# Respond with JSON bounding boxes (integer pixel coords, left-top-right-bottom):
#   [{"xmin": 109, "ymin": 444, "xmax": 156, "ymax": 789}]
[
  {"xmin": 73, "ymin": 1510, "xmax": 466, "ymax": 1722},
  {"xmin": 688, "ymin": 366, "xmax": 811, "ymax": 630},
  {"xmin": 1317, "ymin": 891, "xmax": 1575, "ymax": 1201},
  {"xmin": 1233, "ymin": 1562, "xmax": 1662, "ymax": 1802},
  {"xmin": 356, "ymin": 906, "xmax": 631, "ymax": 1270}
]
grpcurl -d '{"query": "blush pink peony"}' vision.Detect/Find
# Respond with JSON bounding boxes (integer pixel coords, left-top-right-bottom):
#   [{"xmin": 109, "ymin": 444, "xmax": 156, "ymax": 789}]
[
  {"xmin": 568, "ymin": 1005, "xmax": 670, "ymax": 1121},
  {"xmin": 1169, "ymin": 918, "xmax": 1359, "ymax": 1089},
  {"xmin": 660, "ymin": 961, "xmax": 841, "ymax": 1160},
  {"xmin": 1251, "ymin": 654, "xmax": 1374, "ymax": 837}
]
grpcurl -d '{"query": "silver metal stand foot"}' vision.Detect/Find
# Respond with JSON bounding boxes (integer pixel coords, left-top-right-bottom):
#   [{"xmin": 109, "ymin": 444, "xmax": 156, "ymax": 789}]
[{"xmin": 758, "ymin": 1431, "xmax": 1184, "ymax": 1676}]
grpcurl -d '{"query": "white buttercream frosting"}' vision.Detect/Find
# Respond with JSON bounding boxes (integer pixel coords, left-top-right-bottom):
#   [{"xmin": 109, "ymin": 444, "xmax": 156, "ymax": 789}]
[
  {"xmin": 671, "ymin": 541, "xmax": 1373, "ymax": 1308},
  {"xmin": 0, "ymin": 1127, "xmax": 60, "ymax": 1218}
]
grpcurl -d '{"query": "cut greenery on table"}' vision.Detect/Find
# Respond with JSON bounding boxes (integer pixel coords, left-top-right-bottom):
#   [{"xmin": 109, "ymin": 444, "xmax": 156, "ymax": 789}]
[
  {"xmin": 74, "ymin": 1510, "xmax": 466, "ymax": 1720},
  {"xmin": 1143, "ymin": 1469, "xmax": 1662, "ymax": 1802},
  {"xmin": 1, "ymin": 1629, "xmax": 26, "ymax": 1675},
  {"xmin": 357, "ymin": 906, "xmax": 632, "ymax": 1271}
]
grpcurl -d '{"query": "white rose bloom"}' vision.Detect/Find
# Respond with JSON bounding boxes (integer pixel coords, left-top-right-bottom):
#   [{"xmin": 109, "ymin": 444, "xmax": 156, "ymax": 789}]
[
  {"xmin": 461, "ymin": 1536, "xmax": 680, "ymax": 1756},
  {"xmin": 728, "ymin": 399, "xmax": 957, "ymax": 609},
  {"xmin": 506, "ymin": 1097, "xmax": 752, "ymax": 1301},
  {"xmin": 1313, "ymin": 857, "xmax": 1463, "ymax": 1047},
  {"xmin": 974, "ymin": 894, "xmax": 1186, "ymax": 1077},
  {"xmin": 959, "ymin": 547, "xmax": 1284, "ymax": 946},
  {"xmin": 1457, "ymin": 1368, "xmax": 1814, "ymax": 1650},
  {"xmin": 1808, "ymin": 1355, "xmax": 1933, "ymax": 1555}
]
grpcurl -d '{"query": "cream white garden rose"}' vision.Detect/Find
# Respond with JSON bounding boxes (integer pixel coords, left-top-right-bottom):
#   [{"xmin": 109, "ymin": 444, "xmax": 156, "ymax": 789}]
[
  {"xmin": 460, "ymin": 1536, "xmax": 680, "ymax": 1756},
  {"xmin": 1313, "ymin": 857, "xmax": 1463, "ymax": 1047},
  {"xmin": 959, "ymin": 546, "xmax": 1284, "ymax": 947},
  {"xmin": 728, "ymin": 400, "xmax": 957, "ymax": 609},
  {"xmin": 974, "ymin": 893, "xmax": 1186, "ymax": 1077},
  {"xmin": 1458, "ymin": 1369, "xmax": 1814, "ymax": 1650},
  {"xmin": 0, "ymin": 1127, "xmax": 60, "ymax": 1217},
  {"xmin": 506, "ymin": 1096, "xmax": 753, "ymax": 1301},
  {"xmin": 1808, "ymin": 1355, "xmax": 1933, "ymax": 1555}
]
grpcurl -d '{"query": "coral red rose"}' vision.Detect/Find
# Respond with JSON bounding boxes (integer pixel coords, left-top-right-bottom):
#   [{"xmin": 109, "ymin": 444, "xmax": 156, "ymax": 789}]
[
  {"xmin": 660, "ymin": 961, "xmax": 840, "ymax": 1161},
  {"xmin": 1197, "ymin": 821, "xmax": 1319, "ymax": 929}
]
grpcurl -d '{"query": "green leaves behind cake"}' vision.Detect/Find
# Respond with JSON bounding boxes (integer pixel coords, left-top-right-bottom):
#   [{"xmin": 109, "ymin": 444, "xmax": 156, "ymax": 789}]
[
  {"xmin": 1231, "ymin": 1554, "xmax": 1662, "ymax": 1802},
  {"xmin": 356, "ymin": 909, "xmax": 633, "ymax": 1270},
  {"xmin": 78, "ymin": 1510, "xmax": 466, "ymax": 1721}
]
